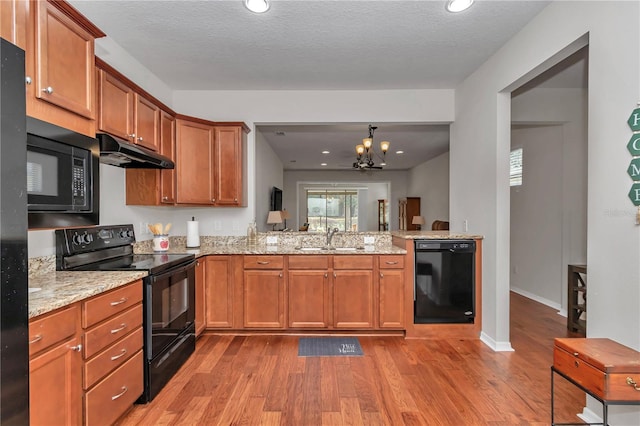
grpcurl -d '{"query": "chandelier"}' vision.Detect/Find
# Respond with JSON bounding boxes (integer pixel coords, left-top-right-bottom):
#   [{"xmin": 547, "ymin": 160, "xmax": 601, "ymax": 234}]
[{"xmin": 353, "ymin": 125, "xmax": 390, "ymax": 170}]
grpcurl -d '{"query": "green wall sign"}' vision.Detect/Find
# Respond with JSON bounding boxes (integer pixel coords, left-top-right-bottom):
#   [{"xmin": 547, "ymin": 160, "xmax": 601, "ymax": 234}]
[
  {"xmin": 628, "ymin": 108, "xmax": 640, "ymax": 132},
  {"xmin": 629, "ymin": 183, "xmax": 640, "ymax": 206},
  {"xmin": 627, "ymin": 134, "xmax": 640, "ymax": 156},
  {"xmin": 628, "ymin": 158, "xmax": 640, "ymax": 181}
]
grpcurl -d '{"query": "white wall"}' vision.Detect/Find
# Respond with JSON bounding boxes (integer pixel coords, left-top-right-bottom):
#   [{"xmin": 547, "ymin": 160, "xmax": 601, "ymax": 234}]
[
  {"xmin": 255, "ymin": 128, "xmax": 284, "ymax": 231},
  {"xmin": 451, "ymin": 10, "xmax": 639, "ymax": 420},
  {"xmin": 283, "ymin": 170, "xmax": 405, "ymax": 231},
  {"xmin": 510, "ymin": 88, "xmax": 588, "ymax": 312},
  {"xmin": 407, "ymin": 152, "xmax": 450, "ymax": 228}
]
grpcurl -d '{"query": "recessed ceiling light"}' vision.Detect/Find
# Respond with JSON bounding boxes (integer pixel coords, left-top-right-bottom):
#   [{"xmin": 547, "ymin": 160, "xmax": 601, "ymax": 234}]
[
  {"xmin": 446, "ymin": 0, "xmax": 473, "ymax": 13},
  {"xmin": 245, "ymin": 0, "xmax": 270, "ymax": 13},
  {"xmin": 321, "ymin": 163, "xmax": 328, "ymax": 166},
  {"xmin": 322, "ymin": 150, "xmax": 330, "ymax": 154},
  {"xmin": 396, "ymin": 150, "xmax": 404, "ymax": 154}
]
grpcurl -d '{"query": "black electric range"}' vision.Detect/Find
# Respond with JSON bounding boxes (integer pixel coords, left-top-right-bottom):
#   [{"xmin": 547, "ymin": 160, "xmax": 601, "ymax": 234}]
[{"xmin": 55, "ymin": 224, "xmax": 196, "ymax": 403}]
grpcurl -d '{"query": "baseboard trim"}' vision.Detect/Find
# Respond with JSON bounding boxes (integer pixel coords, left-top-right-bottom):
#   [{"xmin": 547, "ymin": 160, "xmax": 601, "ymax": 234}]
[
  {"xmin": 480, "ymin": 331, "xmax": 514, "ymax": 352},
  {"xmin": 510, "ymin": 287, "xmax": 561, "ymax": 311}
]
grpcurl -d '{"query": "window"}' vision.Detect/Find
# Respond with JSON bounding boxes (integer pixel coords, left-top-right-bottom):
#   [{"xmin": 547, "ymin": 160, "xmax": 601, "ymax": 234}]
[
  {"xmin": 510, "ymin": 147, "xmax": 523, "ymax": 186},
  {"xmin": 306, "ymin": 189, "xmax": 358, "ymax": 232}
]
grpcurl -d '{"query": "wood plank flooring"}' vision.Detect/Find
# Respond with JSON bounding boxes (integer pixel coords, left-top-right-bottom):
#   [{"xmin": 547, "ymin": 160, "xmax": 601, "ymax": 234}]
[{"xmin": 117, "ymin": 292, "xmax": 586, "ymax": 425}]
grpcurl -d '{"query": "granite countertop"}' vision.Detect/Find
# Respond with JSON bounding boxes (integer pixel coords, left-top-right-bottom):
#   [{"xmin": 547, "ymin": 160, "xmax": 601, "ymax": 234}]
[
  {"xmin": 390, "ymin": 231, "xmax": 484, "ymax": 240},
  {"xmin": 29, "ymin": 270, "xmax": 147, "ymax": 319},
  {"xmin": 142, "ymin": 243, "xmax": 407, "ymax": 256}
]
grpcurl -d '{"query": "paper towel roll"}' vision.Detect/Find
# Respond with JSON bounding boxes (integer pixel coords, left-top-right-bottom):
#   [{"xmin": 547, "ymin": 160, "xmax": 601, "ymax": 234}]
[{"xmin": 186, "ymin": 219, "xmax": 200, "ymax": 248}]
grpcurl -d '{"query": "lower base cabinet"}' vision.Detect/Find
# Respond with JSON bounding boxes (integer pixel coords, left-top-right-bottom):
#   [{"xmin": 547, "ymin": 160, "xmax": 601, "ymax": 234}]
[
  {"xmin": 243, "ymin": 270, "xmax": 285, "ymax": 328},
  {"xmin": 288, "ymin": 270, "xmax": 330, "ymax": 328},
  {"xmin": 204, "ymin": 256, "xmax": 234, "ymax": 328},
  {"xmin": 333, "ymin": 270, "xmax": 374, "ymax": 328},
  {"xmin": 29, "ymin": 336, "xmax": 83, "ymax": 426}
]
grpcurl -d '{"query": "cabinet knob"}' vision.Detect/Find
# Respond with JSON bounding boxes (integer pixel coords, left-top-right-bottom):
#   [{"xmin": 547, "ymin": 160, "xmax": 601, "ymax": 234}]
[
  {"xmin": 212, "ymin": 199, "xmax": 216, "ymax": 203},
  {"xmin": 333, "ymin": 272, "xmax": 337, "ymax": 278},
  {"xmin": 137, "ymin": 137, "xmax": 144, "ymax": 142},
  {"xmin": 380, "ymin": 272, "xmax": 384, "ymax": 278},
  {"xmin": 234, "ymin": 198, "xmax": 238, "ymax": 202},
  {"xmin": 324, "ymin": 273, "xmax": 328, "ymax": 278},
  {"xmin": 279, "ymin": 272, "xmax": 283, "ymax": 278},
  {"xmin": 128, "ymin": 134, "xmax": 136, "ymax": 139},
  {"xmin": 162, "ymin": 196, "xmax": 168, "ymax": 201},
  {"xmin": 70, "ymin": 344, "xmax": 82, "ymax": 352},
  {"xmin": 42, "ymin": 86, "xmax": 53, "ymax": 94},
  {"xmin": 25, "ymin": 76, "xmax": 32, "ymax": 85}
]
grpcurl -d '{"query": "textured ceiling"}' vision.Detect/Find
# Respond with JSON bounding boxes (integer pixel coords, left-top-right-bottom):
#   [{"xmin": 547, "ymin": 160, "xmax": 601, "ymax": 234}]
[
  {"xmin": 69, "ymin": 0, "xmax": 581, "ymax": 170},
  {"xmin": 69, "ymin": 0, "xmax": 551, "ymax": 91}
]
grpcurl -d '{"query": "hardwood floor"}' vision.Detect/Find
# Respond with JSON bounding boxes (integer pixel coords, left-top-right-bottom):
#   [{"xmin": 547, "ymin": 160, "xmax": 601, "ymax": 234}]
[{"xmin": 117, "ymin": 292, "xmax": 585, "ymax": 425}]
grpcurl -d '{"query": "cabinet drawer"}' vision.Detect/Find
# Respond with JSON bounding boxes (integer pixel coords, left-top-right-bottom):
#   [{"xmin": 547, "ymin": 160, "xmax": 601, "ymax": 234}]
[
  {"xmin": 333, "ymin": 255, "xmax": 374, "ymax": 270},
  {"xmin": 84, "ymin": 305, "xmax": 143, "ymax": 359},
  {"xmin": 83, "ymin": 281, "xmax": 143, "ymax": 328},
  {"xmin": 29, "ymin": 305, "xmax": 78, "ymax": 356},
  {"xmin": 84, "ymin": 350, "xmax": 144, "ymax": 426},
  {"xmin": 379, "ymin": 255, "xmax": 405, "ymax": 269},
  {"xmin": 84, "ymin": 327, "xmax": 143, "ymax": 390},
  {"xmin": 288, "ymin": 255, "xmax": 330, "ymax": 270},
  {"xmin": 244, "ymin": 255, "xmax": 284, "ymax": 269},
  {"xmin": 554, "ymin": 346, "xmax": 606, "ymax": 398}
]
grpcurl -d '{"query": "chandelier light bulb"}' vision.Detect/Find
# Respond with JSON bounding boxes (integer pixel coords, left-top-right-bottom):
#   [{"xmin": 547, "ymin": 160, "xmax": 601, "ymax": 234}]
[
  {"xmin": 244, "ymin": 0, "xmax": 270, "ymax": 13},
  {"xmin": 356, "ymin": 144, "xmax": 365, "ymax": 155},
  {"xmin": 380, "ymin": 141, "xmax": 390, "ymax": 153},
  {"xmin": 363, "ymin": 137, "xmax": 373, "ymax": 149}
]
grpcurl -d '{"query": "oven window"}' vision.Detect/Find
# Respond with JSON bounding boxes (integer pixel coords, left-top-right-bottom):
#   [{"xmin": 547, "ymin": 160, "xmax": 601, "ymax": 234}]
[{"xmin": 159, "ymin": 275, "xmax": 189, "ymax": 327}]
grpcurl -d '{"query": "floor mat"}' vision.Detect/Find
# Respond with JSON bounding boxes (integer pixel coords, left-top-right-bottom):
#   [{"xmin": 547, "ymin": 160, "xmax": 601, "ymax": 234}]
[{"xmin": 298, "ymin": 337, "xmax": 363, "ymax": 357}]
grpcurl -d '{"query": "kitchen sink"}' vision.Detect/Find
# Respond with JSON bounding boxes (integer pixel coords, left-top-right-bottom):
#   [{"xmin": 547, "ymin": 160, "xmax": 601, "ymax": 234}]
[
  {"xmin": 295, "ymin": 246, "xmax": 329, "ymax": 251},
  {"xmin": 294, "ymin": 246, "xmax": 364, "ymax": 251}
]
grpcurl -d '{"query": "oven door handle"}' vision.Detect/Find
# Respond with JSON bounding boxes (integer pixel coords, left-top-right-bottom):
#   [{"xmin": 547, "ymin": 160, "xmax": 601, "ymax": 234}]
[{"xmin": 149, "ymin": 259, "xmax": 196, "ymax": 283}]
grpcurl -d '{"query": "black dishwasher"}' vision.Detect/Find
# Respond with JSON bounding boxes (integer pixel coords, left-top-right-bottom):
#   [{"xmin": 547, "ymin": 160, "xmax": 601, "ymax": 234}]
[{"xmin": 414, "ymin": 240, "xmax": 475, "ymax": 324}]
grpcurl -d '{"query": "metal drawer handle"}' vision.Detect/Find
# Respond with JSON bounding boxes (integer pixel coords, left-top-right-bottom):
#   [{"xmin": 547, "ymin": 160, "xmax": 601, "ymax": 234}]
[
  {"xmin": 29, "ymin": 335, "xmax": 43, "ymax": 345},
  {"xmin": 110, "ymin": 348, "xmax": 127, "ymax": 361},
  {"xmin": 110, "ymin": 323, "xmax": 127, "ymax": 334},
  {"xmin": 110, "ymin": 297, "xmax": 128, "ymax": 306},
  {"xmin": 111, "ymin": 386, "xmax": 128, "ymax": 401},
  {"xmin": 627, "ymin": 377, "xmax": 640, "ymax": 391},
  {"xmin": 385, "ymin": 261, "xmax": 398, "ymax": 265},
  {"xmin": 257, "ymin": 261, "xmax": 270, "ymax": 265},
  {"xmin": 70, "ymin": 344, "xmax": 82, "ymax": 352}
]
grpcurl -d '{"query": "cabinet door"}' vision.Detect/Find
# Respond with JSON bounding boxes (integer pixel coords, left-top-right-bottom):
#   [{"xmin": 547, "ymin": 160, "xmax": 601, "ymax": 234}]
[
  {"xmin": 98, "ymin": 69, "xmax": 134, "ymax": 140},
  {"xmin": 176, "ymin": 119, "xmax": 214, "ymax": 204},
  {"xmin": 0, "ymin": 0, "xmax": 28, "ymax": 49},
  {"xmin": 244, "ymin": 270, "xmax": 285, "ymax": 328},
  {"xmin": 195, "ymin": 258, "xmax": 206, "ymax": 335},
  {"xmin": 214, "ymin": 126, "xmax": 242, "ymax": 206},
  {"xmin": 30, "ymin": 337, "xmax": 82, "ymax": 426},
  {"xmin": 288, "ymin": 271, "xmax": 330, "ymax": 328},
  {"xmin": 379, "ymin": 269, "xmax": 405, "ymax": 329},
  {"xmin": 134, "ymin": 94, "xmax": 159, "ymax": 151},
  {"xmin": 34, "ymin": 0, "xmax": 94, "ymax": 118},
  {"xmin": 205, "ymin": 257, "xmax": 234, "ymax": 328},
  {"xmin": 159, "ymin": 111, "xmax": 176, "ymax": 204},
  {"xmin": 333, "ymin": 271, "xmax": 374, "ymax": 329}
]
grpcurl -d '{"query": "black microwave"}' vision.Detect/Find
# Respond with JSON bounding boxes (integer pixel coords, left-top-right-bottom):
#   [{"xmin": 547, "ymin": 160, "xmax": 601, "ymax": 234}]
[{"xmin": 27, "ymin": 117, "xmax": 100, "ymax": 228}]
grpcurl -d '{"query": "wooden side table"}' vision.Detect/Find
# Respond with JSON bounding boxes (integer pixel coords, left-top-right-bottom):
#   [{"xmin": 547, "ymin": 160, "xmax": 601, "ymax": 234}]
[{"xmin": 551, "ymin": 338, "xmax": 640, "ymax": 425}]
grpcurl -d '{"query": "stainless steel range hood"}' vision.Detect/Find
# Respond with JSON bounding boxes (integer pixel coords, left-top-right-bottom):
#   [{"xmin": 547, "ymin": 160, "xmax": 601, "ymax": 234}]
[{"xmin": 97, "ymin": 133, "xmax": 174, "ymax": 169}]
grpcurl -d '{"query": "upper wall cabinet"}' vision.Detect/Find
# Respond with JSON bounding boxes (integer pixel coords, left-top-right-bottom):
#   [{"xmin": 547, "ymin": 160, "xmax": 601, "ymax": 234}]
[
  {"xmin": 1, "ymin": 0, "xmax": 29, "ymax": 50},
  {"xmin": 97, "ymin": 66, "xmax": 160, "ymax": 152},
  {"xmin": 25, "ymin": 0, "xmax": 105, "ymax": 136},
  {"xmin": 175, "ymin": 118, "xmax": 248, "ymax": 207}
]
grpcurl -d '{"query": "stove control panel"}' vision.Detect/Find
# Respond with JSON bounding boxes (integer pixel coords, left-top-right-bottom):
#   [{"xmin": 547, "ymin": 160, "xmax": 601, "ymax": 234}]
[{"xmin": 56, "ymin": 224, "xmax": 137, "ymax": 256}]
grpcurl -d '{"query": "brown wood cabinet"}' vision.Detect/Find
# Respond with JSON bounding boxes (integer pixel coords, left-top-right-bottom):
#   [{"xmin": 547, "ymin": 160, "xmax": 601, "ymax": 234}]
[
  {"xmin": 125, "ymin": 110, "xmax": 176, "ymax": 205},
  {"xmin": 378, "ymin": 255, "xmax": 405, "ymax": 329},
  {"xmin": 288, "ymin": 256, "xmax": 331, "ymax": 328},
  {"xmin": 398, "ymin": 197, "xmax": 420, "ymax": 231},
  {"xmin": 0, "ymin": 0, "xmax": 29, "ymax": 50},
  {"xmin": 204, "ymin": 256, "xmax": 235, "ymax": 329},
  {"xmin": 29, "ymin": 305, "xmax": 82, "ymax": 426},
  {"xmin": 97, "ymin": 67, "xmax": 160, "ymax": 151},
  {"xmin": 26, "ymin": 0, "xmax": 104, "ymax": 136},
  {"xmin": 243, "ymin": 255, "xmax": 285, "ymax": 328},
  {"xmin": 195, "ymin": 258, "xmax": 206, "ymax": 336},
  {"xmin": 333, "ymin": 270, "xmax": 374, "ymax": 329},
  {"xmin": 176, "ymin": 118, "xmax": 247, "ymax": 206},
  {"xmin": 81, "ymin": 280, "xmax": 143, "ymax": 426}
]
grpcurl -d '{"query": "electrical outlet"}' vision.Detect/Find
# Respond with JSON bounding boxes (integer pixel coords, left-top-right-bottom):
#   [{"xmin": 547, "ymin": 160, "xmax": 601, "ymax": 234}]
[
  {"xmin": 463, "ymin": 220, "xmax": 468, "ymax": 232},
  {"xmin": 266, "ymin": 236, "xmax": 278, "ymax": 245},
  {"xmin": 140, "ymin": 222, "xmax": 151, "ymax": 235},
  {"xmin": 364, "ymin": 236, "xmax": 375, "ymax": 245}
]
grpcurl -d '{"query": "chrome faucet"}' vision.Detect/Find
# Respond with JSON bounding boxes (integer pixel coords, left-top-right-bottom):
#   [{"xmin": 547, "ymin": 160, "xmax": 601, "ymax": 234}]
[{"xmin": 326, "ymin": 227, "xmax": 339, "ymax": 247}]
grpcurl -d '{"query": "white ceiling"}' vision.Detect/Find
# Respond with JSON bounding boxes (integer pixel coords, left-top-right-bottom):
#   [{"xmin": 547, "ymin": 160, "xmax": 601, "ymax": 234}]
[{"xmin": 69, "ymin": 0, "xmax": 585, "ymax": 170}]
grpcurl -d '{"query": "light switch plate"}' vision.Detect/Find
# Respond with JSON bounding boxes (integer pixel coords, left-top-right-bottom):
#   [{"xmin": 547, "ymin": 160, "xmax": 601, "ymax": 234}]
[
  {"xmin": 266, "ymin": 236, "xmax": 278, "ymax": 245},
  {"xmin": 364, "ymin": 236, "xmax": 375, "ymax": 244}
]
